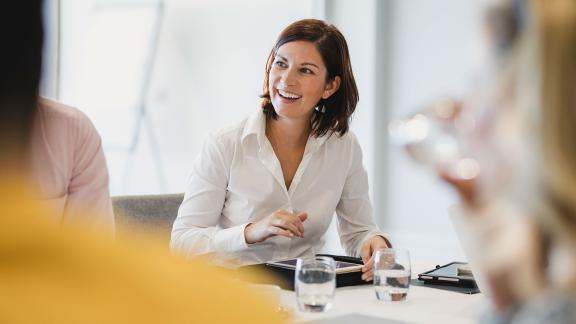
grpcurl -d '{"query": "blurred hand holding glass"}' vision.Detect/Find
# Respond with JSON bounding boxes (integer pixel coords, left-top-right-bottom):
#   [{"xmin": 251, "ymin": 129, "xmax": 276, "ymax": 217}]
[
  {"xmin": 388, "ymin": 98, "xmax": 480, "ymax": 181},
  {"xmin": 295, "ymin": 256, "xmax": 335, "ymax": 312},
  {"xmin": 373, "ymin": 248, "xmax": 411, "ymax": 301}
]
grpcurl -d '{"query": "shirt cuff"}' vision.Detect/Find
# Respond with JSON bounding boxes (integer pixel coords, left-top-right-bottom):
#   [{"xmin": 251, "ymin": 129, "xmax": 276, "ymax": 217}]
[{"xmin": 212, "ymin": 223, "xmax": 250, "ymax": 253}]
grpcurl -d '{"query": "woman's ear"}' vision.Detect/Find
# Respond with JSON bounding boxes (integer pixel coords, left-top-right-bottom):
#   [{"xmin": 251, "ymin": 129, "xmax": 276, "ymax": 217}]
[{"xmin": 322, "ymin": 76, "xmax": 341, "ymax": 99}]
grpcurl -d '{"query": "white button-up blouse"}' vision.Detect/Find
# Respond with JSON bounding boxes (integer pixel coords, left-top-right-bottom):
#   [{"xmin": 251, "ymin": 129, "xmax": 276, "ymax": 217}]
[{"xmin": 170, "ymin": 110, "xmax": 387, "ymax": 266}]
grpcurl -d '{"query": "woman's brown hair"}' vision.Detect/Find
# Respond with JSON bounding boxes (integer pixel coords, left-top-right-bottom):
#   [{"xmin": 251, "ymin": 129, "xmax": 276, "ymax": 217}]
[{"xmin": 260, "ymin": 19, "xmax": 359, "ymax": 138}]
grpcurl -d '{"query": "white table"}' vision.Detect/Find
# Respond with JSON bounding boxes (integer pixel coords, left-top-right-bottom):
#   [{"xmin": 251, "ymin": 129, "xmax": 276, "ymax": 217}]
[{"xmin": 279, "ymin": 264, "xmax": 487, "ymax": 323}]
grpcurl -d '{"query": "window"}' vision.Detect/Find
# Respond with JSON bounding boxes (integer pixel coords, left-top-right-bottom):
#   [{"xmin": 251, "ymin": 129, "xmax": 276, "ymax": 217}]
[{"xmin": 59, "ymin": 0, "xmax": 316, "ymax": 195}]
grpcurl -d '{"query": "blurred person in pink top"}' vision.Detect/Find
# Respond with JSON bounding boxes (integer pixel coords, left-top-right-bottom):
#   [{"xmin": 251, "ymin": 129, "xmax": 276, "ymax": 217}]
[{"xmin": 29, "ymin": 97, "xmax": 114, "ymax": 235}]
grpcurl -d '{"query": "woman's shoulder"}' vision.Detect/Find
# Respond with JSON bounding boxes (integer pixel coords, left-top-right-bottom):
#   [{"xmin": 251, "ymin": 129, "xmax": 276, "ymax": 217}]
[
  {"xmin": 36, "ymin": 97, "xmax": 101, "ymax": 142},
  {"xmin": 37, "ymin": 97, "xmax": 88, "ymax": 123},
  {"xmin": 36, "ymin": 97, "xmax": 99, "ymax": 137},
  {"xmin": 205, "ymin": 117, "xmax": 250, "ymax": 149},
  {"xmin": 325, "ymin": 129, "xmax": 361, "ymax": 150}
]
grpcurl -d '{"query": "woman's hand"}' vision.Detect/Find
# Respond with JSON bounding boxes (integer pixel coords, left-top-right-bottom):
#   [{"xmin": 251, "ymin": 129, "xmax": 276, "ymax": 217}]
[
  {"xmin": 360, "ymin": 235, "xmax": 390, "ymax": 281},
  {"xmin": 244, "ymin": 210, "xmax": 308, "ymax": 244}
]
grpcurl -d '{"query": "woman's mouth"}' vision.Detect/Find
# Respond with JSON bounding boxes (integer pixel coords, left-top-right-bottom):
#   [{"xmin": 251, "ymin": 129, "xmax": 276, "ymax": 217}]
[{"xmin": 277, "ymin": 89, "xmax": 302, "ymax": 101}]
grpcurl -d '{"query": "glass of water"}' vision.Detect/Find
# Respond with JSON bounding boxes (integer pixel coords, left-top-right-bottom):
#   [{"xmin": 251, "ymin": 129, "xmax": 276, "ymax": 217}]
[
  {"xmin": 373, "ymin": 248, "xmax": 411, "ymax": 301},
  {"xmin": 295, "ymin": 256, "xmax": 336, "ymax": 312}
]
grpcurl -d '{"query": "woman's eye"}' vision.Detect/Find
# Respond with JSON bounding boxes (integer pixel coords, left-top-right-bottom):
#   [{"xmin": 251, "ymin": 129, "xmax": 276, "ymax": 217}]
[
  {"xmin": 274, "ymin": 61, "xmax": 287, "ymax": 68},
  {"xmin": 300, "ymin": 68, "xmax": 314, "ymax": 74}
]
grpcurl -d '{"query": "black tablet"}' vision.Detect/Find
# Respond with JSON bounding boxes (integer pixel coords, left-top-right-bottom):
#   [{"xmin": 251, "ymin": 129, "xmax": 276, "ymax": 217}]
[{"xmin": 417, "ymin": 262, "xmax": 477, "ymax": 289}]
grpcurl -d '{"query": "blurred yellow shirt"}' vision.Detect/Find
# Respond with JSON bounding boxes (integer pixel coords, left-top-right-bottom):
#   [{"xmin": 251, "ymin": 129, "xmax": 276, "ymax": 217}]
[{"xmin": 0, "ymin": 180, "xmax": 285, "ymax": 324}]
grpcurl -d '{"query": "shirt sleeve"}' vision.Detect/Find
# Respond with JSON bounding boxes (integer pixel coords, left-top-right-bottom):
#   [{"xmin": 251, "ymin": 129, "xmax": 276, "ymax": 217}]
[
  {"xmin": 170, "ymin": 134, "xmax": 249, "ymax": 259},
  {"xmin": 62, "ymin": 109, "xmax": 115, "ymax": 237},
  {"xmin": 335, "ymin": 133, "xmax": 389, "ymax": 257}
]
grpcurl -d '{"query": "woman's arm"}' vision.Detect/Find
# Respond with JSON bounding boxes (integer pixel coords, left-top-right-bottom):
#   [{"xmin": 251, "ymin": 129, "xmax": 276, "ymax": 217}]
[
  {"xmin": 170, "ymin": 134, "xmax": 251, "ymax": 259},
  {"xmin": 335, "ymin": 133, "xmax": 389, "ymax": 258},
  {"xmin": 63, "ymin": 109, "xmax": 115, "ymax": 236}
]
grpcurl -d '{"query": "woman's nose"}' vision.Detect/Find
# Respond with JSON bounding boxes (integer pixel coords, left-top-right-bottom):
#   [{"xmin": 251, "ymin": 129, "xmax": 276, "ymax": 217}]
[{"xmin": 280, "ymin": 68, "xmax": 297, "ymax": 86}]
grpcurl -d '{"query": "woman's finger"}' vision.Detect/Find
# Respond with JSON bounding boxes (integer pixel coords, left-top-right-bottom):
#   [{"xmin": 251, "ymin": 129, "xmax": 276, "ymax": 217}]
[
  {"xmin": 362, "ymin": 255, "xmax": 374, "ymax": 272},
  {"xmin": 284, "ymin": 213, "xmax": 305, "ymax": 237},
  {"xmin": 296, "ymin": 212, "xmax": 308, "ymax": 236},
  {"xmin": 296, "ymin": 218, "xmax": 304, "ymax": 236},
  {"xmin": 268, "ymin": 226, "xmax": 294, "ymax": 238},
  {"xmin": 271, "ymin": 217, "xmax": 302, "ymax": 237},
  {"xmin": 361, "ymin": 241, "xmax": 372, "ymax": 264},
  {"xmin": 361, "ymin": 268, "xmax": 373, "ymax": 281}
]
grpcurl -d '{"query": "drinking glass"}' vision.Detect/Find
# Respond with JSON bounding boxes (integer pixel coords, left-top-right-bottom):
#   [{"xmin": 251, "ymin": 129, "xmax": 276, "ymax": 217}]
[
  {"xmin": 295, "ymin": 256, "xmax": 336, "ymax": 312},
  {"xmin": 388, "ymin": 98, "xmax": 481, "ymax": 180},
  {"xmin": 373, "ymin": 248, "xmax": 411, "ymax": 301}
]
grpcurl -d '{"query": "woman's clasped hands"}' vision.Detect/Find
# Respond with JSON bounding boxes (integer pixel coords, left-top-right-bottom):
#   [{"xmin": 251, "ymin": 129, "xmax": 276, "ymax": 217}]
[{"xmin": 244, "ymin": 210, "xmax": 308, "ymax": 244}]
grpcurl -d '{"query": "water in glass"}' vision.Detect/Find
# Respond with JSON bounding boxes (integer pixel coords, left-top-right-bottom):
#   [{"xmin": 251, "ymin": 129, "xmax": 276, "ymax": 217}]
[
  {"xmin": 373, "ymin": 248, "xmax": 411, "ymax": 302},
  {"xmin": 295, "ymin": 257, "xmax": 335, "ymax": 312},
  {"xmin": 374, "ymin": 268, "xmax": 411, "ymax": 301}
]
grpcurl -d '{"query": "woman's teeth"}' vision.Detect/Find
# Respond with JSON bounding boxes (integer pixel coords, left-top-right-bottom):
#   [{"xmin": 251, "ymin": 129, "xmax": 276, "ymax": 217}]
[{"xmin": 278, "ymin": 89, "xmax": 301, "ymax": 99}]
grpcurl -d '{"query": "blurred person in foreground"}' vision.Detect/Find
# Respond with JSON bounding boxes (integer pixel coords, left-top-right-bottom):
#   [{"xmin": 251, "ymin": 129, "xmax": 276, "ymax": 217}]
[
  {"xmin": 0, "ymin": 2, "xmax": 283, "ymax": 323},
  {"xmin": 30, "ymin": 96, "xmax": 114, "ymax": 234},
  {"xmin": 34, "ymin": 65, "xmax": 114, "ymax": 230},
  {"xmin": 8, "ymin": 12, "xmax": 115, "ymax": 234},
  {"xmin": 442, "ymin": 0, "xmax": 576, "ymax": 322},
  {"xmin": 170, "ymin": 19, "xmax": 389, "ymax": 281}
]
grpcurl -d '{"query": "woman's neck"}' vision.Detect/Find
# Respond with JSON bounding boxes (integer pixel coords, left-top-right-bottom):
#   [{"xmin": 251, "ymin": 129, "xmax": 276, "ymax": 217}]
[{"xmin": 265, "ymin": 115, "xmax": 311, "ymax": 149}]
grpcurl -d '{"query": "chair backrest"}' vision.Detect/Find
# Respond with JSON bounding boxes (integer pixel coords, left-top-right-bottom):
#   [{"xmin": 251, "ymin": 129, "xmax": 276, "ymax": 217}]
[{"xmin": 112, "ymin": 193, "xmax": 184, "ymax": 240}]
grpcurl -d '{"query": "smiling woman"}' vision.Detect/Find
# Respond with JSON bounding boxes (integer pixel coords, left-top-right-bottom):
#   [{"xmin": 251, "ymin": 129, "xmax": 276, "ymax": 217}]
[
  {"xmin": 170, "ymin": 19, "xmax": 389, "ymax": 281},
  {"xmin": 266, "ymin": 40, "xmax": 339, "ymax": 123},
  {"xmin": 261, "ymin": 19, "xmax": 358, "ymax": 138}
]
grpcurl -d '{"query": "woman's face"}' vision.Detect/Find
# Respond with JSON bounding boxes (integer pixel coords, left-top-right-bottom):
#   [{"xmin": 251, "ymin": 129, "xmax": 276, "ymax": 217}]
[{"xmin": 268, "ymin": 41, "xmax": 340, "ymax": 121}]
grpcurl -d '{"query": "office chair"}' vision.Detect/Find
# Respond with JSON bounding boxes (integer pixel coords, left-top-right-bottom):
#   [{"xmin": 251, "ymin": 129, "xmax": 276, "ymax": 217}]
[{"xmin": 112, "ymin": 193, "xmax": 183, "ymax": 241}]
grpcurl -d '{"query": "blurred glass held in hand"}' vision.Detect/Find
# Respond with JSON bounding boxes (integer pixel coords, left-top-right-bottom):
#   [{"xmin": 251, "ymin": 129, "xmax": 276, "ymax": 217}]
[
  {"xmin": 373, "ymin": 248, "xmax": 411, "ymax": 302},
  {"xmin": 295, "ymin": 256, "xmax": 336, "ymax": 312},
  {"xmin": 388, "ymin": 98, "xmax": 481, "ymax": 181}
]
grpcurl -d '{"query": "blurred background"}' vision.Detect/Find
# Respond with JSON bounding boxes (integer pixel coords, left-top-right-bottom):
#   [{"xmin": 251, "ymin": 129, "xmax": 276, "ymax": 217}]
[{"xmin": 41, "ymin": 0, "xmax": 487, "ymax": 263}]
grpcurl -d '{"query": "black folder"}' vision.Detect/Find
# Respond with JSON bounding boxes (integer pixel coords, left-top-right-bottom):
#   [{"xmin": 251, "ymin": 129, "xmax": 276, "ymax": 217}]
[
  {"xmin": 238, "ymin": 254, "xmax": 371, "ymax": 291},
  {"xmin": 416, "ymin": 262, "xmax": 480, "ymax": 294}
]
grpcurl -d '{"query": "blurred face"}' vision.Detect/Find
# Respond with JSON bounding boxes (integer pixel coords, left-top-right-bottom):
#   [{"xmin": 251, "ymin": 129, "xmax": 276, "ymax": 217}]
[{"xmin": 268, "ymin": 41, "xmax": 340, "ymax": 121}]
